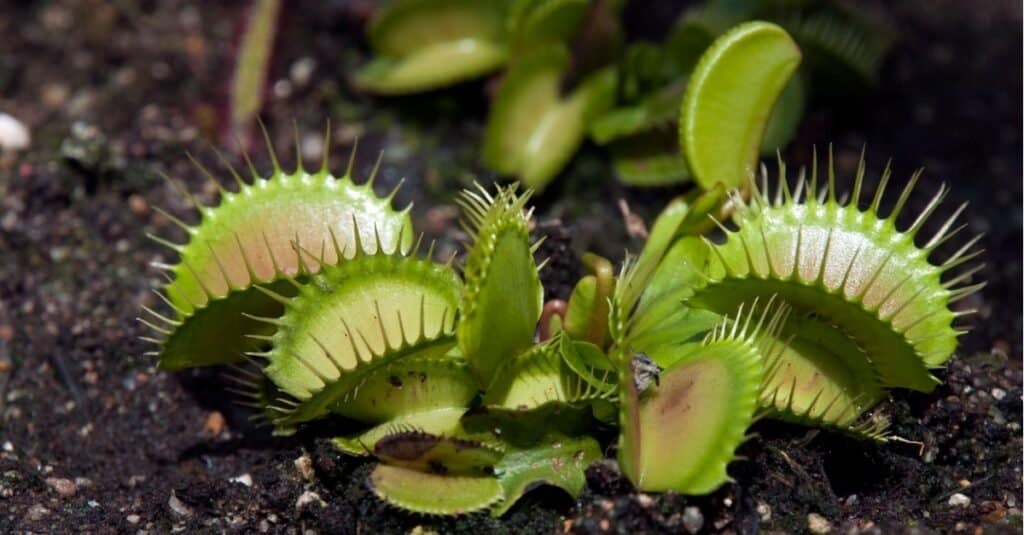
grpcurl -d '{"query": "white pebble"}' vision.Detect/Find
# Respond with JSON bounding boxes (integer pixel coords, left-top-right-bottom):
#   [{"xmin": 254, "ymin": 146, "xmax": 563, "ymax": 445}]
[
  {"xmin": 230, "ymin": 473, "xmax": 253, "ymax": 487},
  {"xmin": 295, "ymin": 490, "xmax": 325, "ymax": 511},
  {"xmin": 126, "ymin": 514, "xmax": 141, "ymax": 524},
  {"xmin": 807, "ymin": 512, "xmax": 832, "ymax": 534},
  {"xmin": 992, "ymin": 388, "xmax": 1006, "ymax": 400},
  {"xmin": 681, "ymin": 506, "xmax": 703, "ymax": 534},
  {"xmin": 167, "ymin": 492, "xmax": 193, "ymax": 517},
  {"xmin": 0, "ymin": 113, "xmax": 30, "ymax": 151},
  {"xmin": 290, "ymin": 57, "xmax": 316, "ymax": 87},
  {"xmin": 948, "ymin": 493, "xmax": 971, "ymax": 507}
]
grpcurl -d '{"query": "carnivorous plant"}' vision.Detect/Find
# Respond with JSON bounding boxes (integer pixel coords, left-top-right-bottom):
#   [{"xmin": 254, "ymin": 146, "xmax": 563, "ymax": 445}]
[{"xmin": 141, "ymin": 21, "xmax": 981, "ymax": 515}]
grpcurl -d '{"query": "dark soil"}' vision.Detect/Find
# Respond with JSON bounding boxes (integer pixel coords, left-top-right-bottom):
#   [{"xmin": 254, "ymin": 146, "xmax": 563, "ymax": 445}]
[{"xmin": 0, "ymin": 1, "xmax": 1020, "ymax": 533}]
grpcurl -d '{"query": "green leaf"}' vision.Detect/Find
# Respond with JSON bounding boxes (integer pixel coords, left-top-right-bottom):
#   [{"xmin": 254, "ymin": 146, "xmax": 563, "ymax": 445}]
[
  {"xmin": 558, "ymin": 335, "xmax": 617, "ymax": 395},
  {"xmin": 229, "ymin": 0, "xmax": 281, "ymax": 139},
  {"xmin": 611, "ymin": 140, "xmax": 691, "ymax": 187},
  {"xmin": 679, "ymin": 21, "xmax": 802, "ymax": 190},
  {"xmin": 759, "ymin": 74, "xmax": 806, "ymax": 155},
  {"xmin": 482, "ymin": 45, "xmax": 618, "ymax": 190},
  {"xmin": 355, "ymin": 0, "xmax": 509, "ymax": 94},
  {"xmin": 509, "ymin": 0, "xmax": 589, "ymax": 49},
  {"xmin": 261, "ymin": 251, "xmax": 461, "ymax": 403},
  {"xmin": 491, "ymin": 434, "xmax": 602, "ymax": 516},
  {"xmin": 374, "ymin": 432, "xmax": 504, "ymax": 475},
  {"xmin": 355, "ymin": 42, "xmax": 508, "ymax": 95},
  {"xmin": 331, "ymin": 407, "xmax": 468, "ymax": 456},
  {"xmin": 485, "ymin": 338, "xmax": 612, "ymax": 411},
  {"xmin": 618, "ymin": 304, "xmax": 775, "ymax": 494},
  {"xmin": 759, "ymin": 311, "xmax": 885, "ymax": 429},
  {"xmin": 148, "ymin": 148, "xmax": 413, "ymax": 371},
  {"xmin": 457, "ymin": 184, "xmax": 542, "ymax": 387},
  {"xmin": 617, "ymin": 197, "xmax": 692, "ymax": 315},
  {"xmin": 461, "ymin": 403, "xmax": 597, "ymax": 449},
  {"xmin": 563, "ymin": 275, "xmax": 597, "ymax": 341},
  {"xmin": 628, "ymin": 237, "xmax": 719, "ymax": 355},
  {"xmin": 590, "ymin": 78, "xmax": 687, "ymax": 145},
  {"xmin": 369, "ymin": 464, "xmax": 503, "ymax": 515},
  {"xmin": 687, "ymin": 153, "xmax": 970, "ymax": 392}
]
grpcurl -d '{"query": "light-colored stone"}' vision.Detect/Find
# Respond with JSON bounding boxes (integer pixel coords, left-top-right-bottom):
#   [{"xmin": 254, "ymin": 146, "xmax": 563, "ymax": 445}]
[
  {"xmin": 126, "ymin": 514, "xmax": 141, "ymax": 525},
  {"xmin": 807, "ymin": 512, "xmax": 832, "ymax": 534},
  {"xmin": 203, "ymin": 411, "xmax": 226, "ymax": 435},
  {"xmin": 294, "ymin": 454, "xmax": 315, "ymax": 482},
  {"xmin": 230, "ymin": 473, "xmax": 253, "ymax": 487},
  {"xmin": 26, "ymin": 503, "xmax": 49, "ymax": 521},
  {"xmin": 948, "ymin": 493, "xmax": 971, "ymax": 507},
  {"xmin": 682, "ymin": 506, "xmax": 703, "ymax": 534},
  {"xmin": 295, "ymin": 490, "xmax": 325, "ymax": 511},
  {"xmin": 45, "ymin": 477, "xmax": 77, "ymax": 497},
  {"xmin": 756, "ymin": 501, "xmax": 772, "ymax": 522},
  {"xmin": 168, "ymin": 491, "xmax": 193, "ymax": 517},
  {"xmin": 0, "ymin": 113, "xmax": 30, "ymax": 151},
  {"xmin": 290, "ymin": 58, "xmax": 316, "ymax": 88}
]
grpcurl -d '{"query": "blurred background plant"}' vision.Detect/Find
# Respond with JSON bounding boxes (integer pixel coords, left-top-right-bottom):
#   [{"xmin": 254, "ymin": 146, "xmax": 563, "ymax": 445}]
[{"xmin": 222, "ymin": 0, "xmax": 890, "ymax": 192}]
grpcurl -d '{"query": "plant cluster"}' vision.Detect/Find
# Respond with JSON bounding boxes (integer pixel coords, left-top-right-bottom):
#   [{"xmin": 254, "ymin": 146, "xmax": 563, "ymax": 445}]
[
  {"xmin": 140, "ymin": 21, "xmax": 981, "ymax": 517},
  {"xmin": 355, "ymin": 0, "xmax": 890, "ymax": 190}
]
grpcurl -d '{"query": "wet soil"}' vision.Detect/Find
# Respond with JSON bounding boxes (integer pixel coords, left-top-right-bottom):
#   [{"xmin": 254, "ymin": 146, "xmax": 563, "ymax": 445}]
[{"xmin": 0, "ymin": 1, "xmax": 1020, "ymax": 533}]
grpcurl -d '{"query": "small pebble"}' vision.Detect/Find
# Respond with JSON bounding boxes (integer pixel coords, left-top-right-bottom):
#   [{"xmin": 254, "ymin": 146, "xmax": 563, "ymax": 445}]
[
  {"xmin": 991, "ymin": 387, "xmax": 1006, "ymax": 400},
  {"xmin": 49, "ymin": 247, "xmax": 70, "ymax": 262},
  {"xmin": 295, "ymin": 490, "xmax": 325, "ymax": 511},
  {"xmin": 0, "ymin": 113, "xmax": 30, "ymax": 151},
  {"xmin": 635, "ymin": 493, "xmax": 654, "ymax": 508},
  {"xmin": 128, "ymin": 194, "xmax": 149, "ymax": 216},
  {"xmin": 756, "ymin": 501, "xmax": 772, "ymax": 522},
  {"xmin": 294, "ymin": 454, "xmax": 315, "ymax": 482},
  {"xmin": 168, "ymin": 492, "xmax": 192, "ymax": 517},
  {"xmin": 45, "ymin": 477, "xmax": 77, "ymax": 497},
  {"xmin": 290, "ymin": 57, "xmax": 316, "ymax": 87},
  {"xmin": 807, "ymin": 512, "xmax": 832, "ymax": 534},
  {"xmin": 26, "ymin": 504, "xmax": 49, "ymax": 521},
  {"xmin": 682, "ymin": 506, "xmax": 704, "ymax": 534},
  {"xmin": 41, "ymin": 83, "xmax": 70, "ymax": 109},
  {"xmin": 126, "ymin": 514, "xmax": 141, "ymax": 525},
  {"xmin": 203, "ymin": 411, "xmax": 226, "ymax": 435},
  {"xmin": 300, "ymin": 132, "xmax": 323, "ymax": 164},
  {"xmin": 948, "ymin": 493, "xmax": 971, "ymax": 507},
  {"xmin": 230, "ymin": 473, "xmax": 253, "ymax": 487}
]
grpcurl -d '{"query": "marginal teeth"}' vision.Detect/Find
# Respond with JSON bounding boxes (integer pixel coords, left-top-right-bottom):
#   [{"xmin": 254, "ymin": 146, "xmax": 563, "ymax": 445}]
[
  {"xmin": 142, "ymin": 137, "xmax": 414, "ymax": 372},
  {"xmin": 689, "ymin": 151, "xmax": 981, "ymax": 413}
]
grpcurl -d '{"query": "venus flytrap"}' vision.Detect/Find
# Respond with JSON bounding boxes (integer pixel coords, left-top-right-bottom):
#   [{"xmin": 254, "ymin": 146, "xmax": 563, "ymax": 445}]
[{"xmin": 140, "ymin": 21, "xmax": 981, "ymax": 517}]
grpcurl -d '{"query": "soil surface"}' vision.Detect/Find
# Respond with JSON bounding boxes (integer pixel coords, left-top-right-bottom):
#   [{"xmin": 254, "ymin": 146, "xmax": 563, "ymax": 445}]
[{"xmin": 0, "ymin": 1, "xmax": 1020, "ymax": 533}]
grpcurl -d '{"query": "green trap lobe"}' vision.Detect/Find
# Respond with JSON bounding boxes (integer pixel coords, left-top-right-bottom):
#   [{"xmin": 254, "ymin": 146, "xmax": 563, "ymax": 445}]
[
  {"xmin": 619, "ymin": 338, "xmax": 761, "ymax": 494},
  {"xmin": 369, "ymin": 464, "xmax": 503, "ymax": 515}
]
